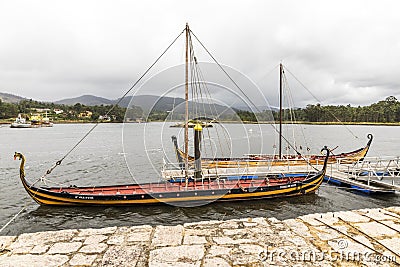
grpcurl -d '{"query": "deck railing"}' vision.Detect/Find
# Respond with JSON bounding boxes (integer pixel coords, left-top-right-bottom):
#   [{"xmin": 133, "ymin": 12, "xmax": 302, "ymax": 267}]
[
  {"xmin": 161, "ymin": 157, "xmax": 319, "ymax": 181},
  {"xmin": 332, "ymin": 156, "xmax": 400, "ymax": 188}
]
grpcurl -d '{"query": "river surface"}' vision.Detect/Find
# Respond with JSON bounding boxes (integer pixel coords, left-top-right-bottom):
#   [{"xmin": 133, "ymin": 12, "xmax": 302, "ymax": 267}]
[{"xmin": 0, "ymin": 123, "xmax": 400, "ymax": 235}]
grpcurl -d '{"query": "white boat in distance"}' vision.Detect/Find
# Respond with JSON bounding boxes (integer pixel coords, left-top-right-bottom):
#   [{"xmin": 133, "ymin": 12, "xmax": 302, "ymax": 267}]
[{"xmin": 10, "ymin": 114, "xmax": 32, "ymax": 128}]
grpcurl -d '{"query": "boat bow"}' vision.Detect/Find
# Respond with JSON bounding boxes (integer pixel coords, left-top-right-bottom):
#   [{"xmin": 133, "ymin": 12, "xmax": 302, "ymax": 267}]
[{"xmin": 14, "ymin": 152, "xmax": 26, "ymax": 181}]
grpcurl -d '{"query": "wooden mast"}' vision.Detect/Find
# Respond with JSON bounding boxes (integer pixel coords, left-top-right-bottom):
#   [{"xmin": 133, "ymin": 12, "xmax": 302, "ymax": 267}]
[
  {"xmin": 279, "ymin": 63, "xmax": 283, "ymax": 159},
  {"xmin": 184, "ymin": 23, "xmax": 189, "ymax": 180}
]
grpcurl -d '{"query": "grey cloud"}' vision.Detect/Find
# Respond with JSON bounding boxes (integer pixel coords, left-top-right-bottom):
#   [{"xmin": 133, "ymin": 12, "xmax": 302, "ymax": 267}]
[{"xmin": 0, "ymin": 0, "xmax": 399, "ymax": 106}]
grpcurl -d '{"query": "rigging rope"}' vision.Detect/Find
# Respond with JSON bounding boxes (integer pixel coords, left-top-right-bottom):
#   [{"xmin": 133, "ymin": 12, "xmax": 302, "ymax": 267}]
[
  {"xmin": 281, "ymin": 69, "xmax": 310, "ymax": 153},
  {"xmin": 189, "ymin": 30, "xmax": 319, "ymax": 171},
  {"xmin": 39, "ymin": 28, "xmax": 185, "ymax": 180},
  {"xmin": 187, "ymin": 31, "xmax": 231, "ymax": 158},
  {"xmin": 195, "ymin": 66, "xmax": 231, "ymax": 157},
  {"xmin": 284, "ymin": 66, "xmax": 359, "ymax": 139}
]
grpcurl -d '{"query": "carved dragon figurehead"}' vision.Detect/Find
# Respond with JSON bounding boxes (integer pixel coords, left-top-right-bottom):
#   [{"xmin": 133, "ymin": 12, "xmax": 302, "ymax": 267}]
[
  {"xmin": 320, "ymin": 146, "xmax": 330, "ymax": 167},
  {"xmin": 14, "ymin": 152, "xmax": 26, "ymax": 179}
]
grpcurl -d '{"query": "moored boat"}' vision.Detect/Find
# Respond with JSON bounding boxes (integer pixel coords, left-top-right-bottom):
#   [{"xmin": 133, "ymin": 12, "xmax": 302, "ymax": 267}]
[
  {"xmin": 170, "ymin": 121, "xmax": 213, "ymax": 128},
  {"xmin": 29, "ymin": 113, "xmax": 42, "ymax": 127},
  {"xmin": 170, "ymin": 118, "xmax": 215, "ymax": 128},
  {"xmin": 10, "ymin": 114, "xmax": 31, "ymax": 128},
  {"xmin": 41, "ymin": 116, "xmax": 54, "ymax": 127},
  {"xmin": 14, "ymin": 149, "xmax": 329, "ymax": 206},
  {"xmin": 172, "ymin": 134, "xmax": 373, "ymax": 168},
  {"xmin": 170, "ymin": 62, "xmax": 373, "ymax": 167}
]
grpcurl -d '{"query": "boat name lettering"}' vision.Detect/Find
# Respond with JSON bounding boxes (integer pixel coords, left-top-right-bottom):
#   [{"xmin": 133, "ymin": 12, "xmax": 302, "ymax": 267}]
[
  {"xmin": 75, "ymin": 196, "xmax": 94, "ymax": 200},
  {"xmin": 280, "ymin": 184, "xmax": 296, "ymax": 189}
]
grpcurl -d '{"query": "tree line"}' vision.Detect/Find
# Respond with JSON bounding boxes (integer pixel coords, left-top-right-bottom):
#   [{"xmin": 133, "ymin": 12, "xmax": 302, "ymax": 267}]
[
  {"xmin": 1, "ymin": 96, "xmax": 400, "ymax": 123},
  {"xmin": 277, "ymin": 96, "xmax": 400, "ymax": 123},
  {"xmin": 0, "ymin": 99, "xmax": 143, "ymax": 122},
  {"xmin": 255, "ymin": 96, "xmax": 400, "ymax": 123}
]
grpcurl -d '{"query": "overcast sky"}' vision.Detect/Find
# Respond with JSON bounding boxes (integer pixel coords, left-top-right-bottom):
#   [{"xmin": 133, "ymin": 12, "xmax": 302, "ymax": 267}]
[{"xmin": 0, "ymin": 0, "xmax": 399, "ymax": 107}]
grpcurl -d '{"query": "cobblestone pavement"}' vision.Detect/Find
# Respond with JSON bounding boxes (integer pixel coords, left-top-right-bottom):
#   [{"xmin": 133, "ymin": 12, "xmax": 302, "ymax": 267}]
[{"xmin": 0, "ymin": 207, "xmax": 399, "ymax": 266}]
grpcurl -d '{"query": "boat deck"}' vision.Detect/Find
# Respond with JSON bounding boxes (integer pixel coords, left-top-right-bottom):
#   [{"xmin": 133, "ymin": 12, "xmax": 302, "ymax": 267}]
[
  {"xmin": 164, "ymin": 156, "xmax": 400, "ymax": 195},
  {"xmin": 48, "ymin": 176, "xmax": 308, "ymax": 195},
  {"xmin": 162, "ymin": 165, "xmax": 319, "ymax": 180}
]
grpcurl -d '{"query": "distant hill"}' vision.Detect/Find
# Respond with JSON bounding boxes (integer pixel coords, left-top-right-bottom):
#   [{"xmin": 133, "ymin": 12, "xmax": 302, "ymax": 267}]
[
  {"xmin": 54, "ymin": 95, "xmax": 113, "ymax": 106},
  {"xmin": 0, "ymin": 92, "xmax": 26, "ymax": 103},
  {"xmin": 1, "ymin": 92, "xmax": 255, "ymax": 116},
  {"xmin": 120, "ymin": 95, "xmax": 239, "ymax": 118},
  {"xmin": 118, "ymin": 95, "xmax": 185, "ymax": 112},
  {"xmin": 234, "ymin": 105, "xmax": 278, "ymax": 112},
  {"xmin": 53, "ymin": 94, "xmax": 186, "ymax": 111}
]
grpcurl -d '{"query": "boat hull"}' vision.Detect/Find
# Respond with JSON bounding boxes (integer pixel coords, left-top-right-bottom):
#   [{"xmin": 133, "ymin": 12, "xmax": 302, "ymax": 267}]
[
  {"xmin": 10, "ymin": 123, "xmax": 32, "ymax": 128},
  {"xmin": 173, "ymin": 134, "xmax": 373, "ymax": 167},
  {"xmin": 20, "ymin": 171, "xmax": 324, "ymax": 206}
]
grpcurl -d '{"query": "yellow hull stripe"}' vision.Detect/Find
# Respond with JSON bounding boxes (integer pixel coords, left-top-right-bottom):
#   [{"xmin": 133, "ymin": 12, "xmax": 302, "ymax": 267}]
[
  {"xmin": 178, "ymin": 145, "xmax": 370, "ymax": 168},
  {"xmin": 24, "ymin": 173, "xmax": 324, "ymax": 205},
  {"xmin": 205, "ymin": 148, "xmax": 369, "ymax": 167}
]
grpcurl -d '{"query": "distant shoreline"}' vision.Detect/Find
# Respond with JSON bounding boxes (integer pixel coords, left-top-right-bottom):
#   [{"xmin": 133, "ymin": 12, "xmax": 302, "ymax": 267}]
[
  {"xmin": 0, "ymin": 119, "xmax": 120, "ymax": 125},
  {"xmin": 243, "ymin": 121, "xmax": 400, "ymax": 126},
  {"xmin": 2, "ymin": 120, "xmax": 400, "ymax": 126}
]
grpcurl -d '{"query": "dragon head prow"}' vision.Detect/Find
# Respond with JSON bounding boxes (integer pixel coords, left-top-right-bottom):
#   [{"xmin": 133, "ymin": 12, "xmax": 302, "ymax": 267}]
[
  {"xmin": 14, "ymin": 152, "xmax": 26, "ymax": 179},
  {"xmin": 14, "ymin": 152, "xmax": 24, "ymax": 160}
]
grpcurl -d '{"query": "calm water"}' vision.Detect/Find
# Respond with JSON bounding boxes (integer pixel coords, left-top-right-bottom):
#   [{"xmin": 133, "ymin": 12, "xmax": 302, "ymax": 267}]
[{"xmin": 0, "ymin": 123, "xmax": 399, "ymax": 235}]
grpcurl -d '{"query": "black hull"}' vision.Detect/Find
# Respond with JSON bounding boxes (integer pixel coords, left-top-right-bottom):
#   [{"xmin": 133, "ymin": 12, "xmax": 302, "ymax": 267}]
[{"xmin": 20, "ymin": 171, "xmax": 324, "ymax": 206}]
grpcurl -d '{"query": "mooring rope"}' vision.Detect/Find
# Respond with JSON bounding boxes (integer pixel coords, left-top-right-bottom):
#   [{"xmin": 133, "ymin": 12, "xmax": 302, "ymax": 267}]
[{"xmin": 0, "ymin": 206, "xmax": 27, "ymax": 234}]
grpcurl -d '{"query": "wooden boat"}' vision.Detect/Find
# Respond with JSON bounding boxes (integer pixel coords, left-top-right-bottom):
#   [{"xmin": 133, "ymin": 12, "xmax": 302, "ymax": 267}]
[
  {"xmin": 172, "ymin": 134, "xmax": 373, "ymax": 168},
  {"xmin": 41, "ymin": 117, "xmax": 54, "ymax": 127},
  {"xmin": 14, "ymin": 149, "xmax": 328, "ymax": 206},
  {"xmin": 170, "ymin": 63, "xmax": 373, "ymax": 168},
  {"xmin": 10, "ymin": 112, "xmax": 54, "ymax": 128},
  {"xmin": 29, "ymin": 113, "xmax": 42, "ymax": 126},
  {"xmin": 170, "ymin": 121, "xmax": 213, "ymax": 128},
  {"xmin": 41, "ymin": 111, "xmax": 54, "ymax": 127},
  {"xmin": 14, "ymin": 24, "xmax": 330, "ymax": 206}
]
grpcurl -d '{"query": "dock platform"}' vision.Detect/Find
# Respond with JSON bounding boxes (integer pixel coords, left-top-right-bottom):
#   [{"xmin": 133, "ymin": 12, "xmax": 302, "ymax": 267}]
[
  {"xmin": 164, "ymin": 156, "xmax": 400, "ymax": 195},
  {"xmin": 324, "ymin": 170, "xmax": 396, "ymax": 194}
]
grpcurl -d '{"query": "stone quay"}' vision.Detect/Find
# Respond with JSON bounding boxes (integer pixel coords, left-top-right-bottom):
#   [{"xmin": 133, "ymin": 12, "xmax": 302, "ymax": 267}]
[{"xmin": 0, "ymin": 206, "xmax": 399, "ymax": 266}]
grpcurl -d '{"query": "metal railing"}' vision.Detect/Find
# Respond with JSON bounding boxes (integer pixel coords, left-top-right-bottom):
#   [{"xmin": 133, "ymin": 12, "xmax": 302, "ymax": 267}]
[
  {"xmin": 161, "ymin": 157, "xmax": 320, "ymax": 180},
  {"xmin": 330, "ymin": 156, "xmax": 400, "ymax": 188}
]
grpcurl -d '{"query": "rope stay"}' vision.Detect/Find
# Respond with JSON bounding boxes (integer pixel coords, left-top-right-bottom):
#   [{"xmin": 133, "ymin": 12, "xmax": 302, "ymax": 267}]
[
  {"xmin": 189, "ymin": 30, "xmax": 319, "ymax": 171},
  {"xmin": 186, "ymin": 31, "xmax": 231, "ymax": 159},
  {"xmin": 281, "ymin": 67, "xmax": 310, "ymax": 154},
  {"xmin": 39, "ymin": 28, "xmax": 185, "ymax": 181},
  {"xmin": 284, "ymin": 66, "xmax": 359, "ymax": 139}
]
